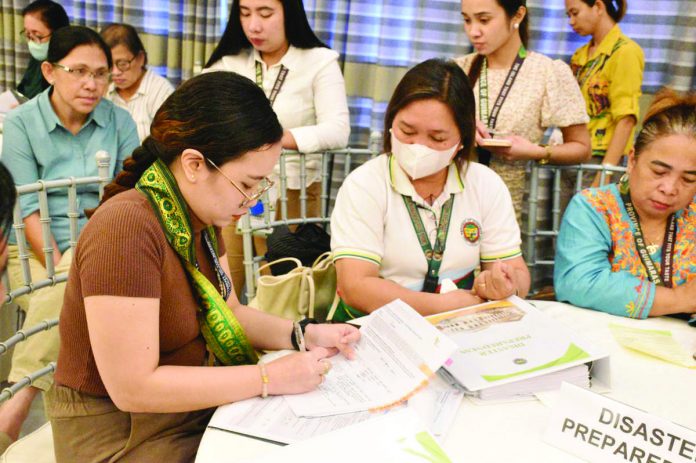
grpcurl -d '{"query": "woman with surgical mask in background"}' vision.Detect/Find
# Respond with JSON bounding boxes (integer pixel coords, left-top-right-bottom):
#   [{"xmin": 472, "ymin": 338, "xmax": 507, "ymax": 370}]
[
  {"xmin": 329, "ymin": 59, "xmax": 530, "ymax": 321},
  {"xmin": 17, "ymin": 0, "xmax": 70, "ymax": 99}
]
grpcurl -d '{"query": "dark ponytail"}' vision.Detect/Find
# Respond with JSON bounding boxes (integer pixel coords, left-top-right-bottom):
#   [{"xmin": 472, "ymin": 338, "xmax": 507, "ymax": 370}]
[
  {"xmin": 581, "ymin": 0, "xmax": 627, "ymax": 23},
  {"xmin": 89, "ymin": 140, "xmax": 159, "ymax": 215},
  {"xmin": 466, "ymin": 0, "xmax": 528, "ymax": 86},
  {"xmin": 89, "ymin": 71, "xmax": 283, "ymax": 216}
]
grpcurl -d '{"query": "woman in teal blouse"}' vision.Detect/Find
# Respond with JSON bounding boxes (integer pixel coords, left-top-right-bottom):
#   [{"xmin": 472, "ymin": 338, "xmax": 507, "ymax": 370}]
[
  {"xmin": 555, "ymin": 89, "xmax": 696, "ymax": 319},
  {"xmin": 0, "ymin": 26, "xmax": 138, "ymax": 449}
]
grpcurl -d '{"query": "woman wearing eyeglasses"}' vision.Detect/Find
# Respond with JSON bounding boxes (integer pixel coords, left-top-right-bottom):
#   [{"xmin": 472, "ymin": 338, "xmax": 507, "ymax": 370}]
[
  {"xmin": 0, "ymin": 26, "xmax": 138, "ymax": 450},
  {"xmin": 17, "ymin": 0, "xmax": 70, "ymax": 100},
  {"xmin": 101, "ymin": 24, "xmax": 175, "ymax": 142},
  {"xmin": 47, "ymin": 71, "xmax": 358, "ymax": 461}
]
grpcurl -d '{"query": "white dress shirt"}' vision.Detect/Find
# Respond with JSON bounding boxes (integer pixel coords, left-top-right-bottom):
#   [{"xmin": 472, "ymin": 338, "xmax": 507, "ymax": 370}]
[
  {"xmin": 107, "ymin": 69, "xmax": 174, "ymax": 142},
  {"xmin": 206, "ymin": 46, "xmax": 350, "ymax": 188}
]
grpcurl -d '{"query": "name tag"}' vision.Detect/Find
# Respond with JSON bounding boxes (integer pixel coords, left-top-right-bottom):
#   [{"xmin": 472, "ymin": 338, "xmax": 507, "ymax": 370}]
[{"xmin": 545, "ymin": 383, "xmax": 696, "ymax": 463}]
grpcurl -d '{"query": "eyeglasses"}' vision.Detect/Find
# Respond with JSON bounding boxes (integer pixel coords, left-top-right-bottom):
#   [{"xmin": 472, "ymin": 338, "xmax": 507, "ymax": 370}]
[
  {"xmin": 51, "ymin": 63, "xmax": 111, "ymax": 84},
  {"xmin": 113, "ymin": 55, "xmax": 137, "ymax": 72},
  {"xmin": 205, "ymin": 158, "xmax": 274, "ymax": 208},
  {"xmin": 20, "ymin": 29, "xmax": 51, "ymax": 43}
]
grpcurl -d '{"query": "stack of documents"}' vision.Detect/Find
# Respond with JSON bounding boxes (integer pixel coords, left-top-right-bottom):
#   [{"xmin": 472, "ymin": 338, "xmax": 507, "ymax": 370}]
[
  {"xmin": 209, "ymin": 299, "xmax": 461, "ymax": 447},
  {"xmin": 429, "ymin": 297, "xmax": 608, "ymax": 400}
]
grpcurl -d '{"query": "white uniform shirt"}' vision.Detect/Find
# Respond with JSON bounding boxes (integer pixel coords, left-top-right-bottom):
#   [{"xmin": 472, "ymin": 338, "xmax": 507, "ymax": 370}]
[
  {"xmin": 331, "ymin": 155, "xmax": 522, "ymax": 291},
  {"xmin": 106, "ymin": 69, "xmax": 174, "ymax": 142},
  {"xmin": 205, "ymin": 46, "xmax": 350, "ymax": 189}
]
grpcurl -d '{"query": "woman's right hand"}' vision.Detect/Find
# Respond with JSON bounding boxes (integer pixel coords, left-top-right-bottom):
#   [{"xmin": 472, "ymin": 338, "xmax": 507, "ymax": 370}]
[{"xmin": 265, "ymin": 347, "xmax": 335, "ymax": 396}]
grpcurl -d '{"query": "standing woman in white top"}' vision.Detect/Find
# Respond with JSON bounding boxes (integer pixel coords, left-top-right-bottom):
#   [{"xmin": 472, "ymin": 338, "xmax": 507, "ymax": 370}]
[
  {"xmin": 102, "ymin": 24, "xmax": 175, "ymax": 142},
  {"xmin": 204, "ymin": 0, "xmax": 350, "ymax": 295},
  {"xmin": 457, "ymin": 0, "xmax": 591, "ymax": 220}
]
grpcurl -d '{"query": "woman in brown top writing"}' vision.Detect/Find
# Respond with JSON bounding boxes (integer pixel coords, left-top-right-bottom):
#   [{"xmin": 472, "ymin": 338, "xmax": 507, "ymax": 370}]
[{"xmin": 48, "ymin": 71, "xmax": 359, "ymax": 462}]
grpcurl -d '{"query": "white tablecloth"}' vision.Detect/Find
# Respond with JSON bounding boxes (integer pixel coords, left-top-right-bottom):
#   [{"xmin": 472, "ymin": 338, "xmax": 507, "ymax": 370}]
[{"xmin": 195, "ymin": 301, "xmax": 696, "ymax": 463}]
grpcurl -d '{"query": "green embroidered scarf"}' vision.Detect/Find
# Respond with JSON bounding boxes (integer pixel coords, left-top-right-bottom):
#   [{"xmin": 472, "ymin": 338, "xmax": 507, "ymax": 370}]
[{"xmin": 136, "ymin": 158, "xmax": 258, "ymax": 365}]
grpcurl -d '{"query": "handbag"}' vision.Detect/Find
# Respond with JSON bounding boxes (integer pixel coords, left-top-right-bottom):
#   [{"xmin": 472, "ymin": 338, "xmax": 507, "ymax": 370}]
[
  {"xmin": 249, "ymin": 252, "xmax": 339, "ymax": 322},
  {"xmin": 265, "ymin": 223, "xmax": 331, "ymax": 276}
]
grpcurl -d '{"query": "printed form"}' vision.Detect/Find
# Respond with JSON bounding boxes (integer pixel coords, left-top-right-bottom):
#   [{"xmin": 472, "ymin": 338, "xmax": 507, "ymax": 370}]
[{"xmin": 284, "ymin": 299, "xmax": 457, "ymax": 417}]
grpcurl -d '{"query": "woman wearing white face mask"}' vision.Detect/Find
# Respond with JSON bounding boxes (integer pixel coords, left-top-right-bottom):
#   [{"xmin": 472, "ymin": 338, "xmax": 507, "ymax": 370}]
[
  {"xmin": 330, "ymin": 59, "xmax": 531, "ymax": 321},
  {"xmin": 17, "ymin": 0, "xmax": 70, "ymax": 99}
]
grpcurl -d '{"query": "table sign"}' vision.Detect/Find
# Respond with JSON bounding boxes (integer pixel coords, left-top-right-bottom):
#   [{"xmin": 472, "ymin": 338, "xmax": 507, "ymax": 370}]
[{"xmin": 545, "ymin": 383, "xmax": 696, "ymax": 463}]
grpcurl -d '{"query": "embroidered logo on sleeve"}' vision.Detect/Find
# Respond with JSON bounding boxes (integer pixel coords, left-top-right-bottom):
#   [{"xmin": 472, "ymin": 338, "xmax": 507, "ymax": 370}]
[{"xmin": 461, "ymin": 219, "xmax": 482, "ymax": 245}]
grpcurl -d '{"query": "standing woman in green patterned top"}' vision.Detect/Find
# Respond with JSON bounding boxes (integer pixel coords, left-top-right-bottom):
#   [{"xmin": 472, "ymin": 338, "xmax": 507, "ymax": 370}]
[{"xmin": 566, "ymin": 0, "xmax": 644, "ymax": 185}]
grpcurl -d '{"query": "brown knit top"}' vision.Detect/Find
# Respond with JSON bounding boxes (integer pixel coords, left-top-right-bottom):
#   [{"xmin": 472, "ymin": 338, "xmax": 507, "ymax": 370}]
[{"xmin": 55, "ymin": 188, "xmax": 226, "ymax": 396}]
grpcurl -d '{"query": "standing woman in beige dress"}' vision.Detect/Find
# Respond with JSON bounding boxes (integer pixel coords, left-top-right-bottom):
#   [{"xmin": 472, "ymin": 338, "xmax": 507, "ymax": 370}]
[{"xmin": 457, "ymin": 0, "xmax": 591, "ymax": 222}]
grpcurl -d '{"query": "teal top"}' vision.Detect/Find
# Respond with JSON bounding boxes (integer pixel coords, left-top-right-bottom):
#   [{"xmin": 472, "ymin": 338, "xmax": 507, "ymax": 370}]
[
  {"xmin": 554, "ymin": 184, "xmax": 696, "ymax": 319},
  {"xmin": 1, "ymin": 87, "xmax": 139, "ymax": 252}
]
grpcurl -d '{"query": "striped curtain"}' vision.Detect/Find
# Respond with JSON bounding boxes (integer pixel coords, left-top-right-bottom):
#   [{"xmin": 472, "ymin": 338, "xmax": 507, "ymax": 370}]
[
  {"xmin": 62, "ymin": 0, "xmax": 222, "ymax": 84},
  {"xmin": 305, "ymin": 0, "xmax": 696, "ymax": 145},
  {"xmin": 2, "ymin": 0, "xmax": 695, "ymax": 137},
  {"xmin": 0, "ymin": 0, "xmax": 27, "ymax": 92},
  {"xmin": 0, "ymin": 0, "xmax": 222, "ymax": 92}
]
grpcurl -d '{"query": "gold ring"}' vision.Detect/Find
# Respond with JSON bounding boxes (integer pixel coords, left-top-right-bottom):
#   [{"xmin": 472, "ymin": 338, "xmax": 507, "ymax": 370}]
[
  {"xmin": 321, "ymin": 360, "xmax": 332, "ymax": 376},
  {"xmin": 479, "ymin": 282, "xmax": 486, "ymax": 288}
]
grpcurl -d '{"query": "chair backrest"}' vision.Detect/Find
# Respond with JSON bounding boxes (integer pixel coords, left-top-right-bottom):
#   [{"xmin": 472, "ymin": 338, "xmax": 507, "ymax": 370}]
[
  {"xmin": 240, "ymin": 134, "xmax": 383, "ymax": 302},
  {"xmin": 0, "ymin": 151, "xmax": 112, "ymax": 402},
  {"xmin": 525, "ymin": 162, "xmax": 627, "ymax": 295}
]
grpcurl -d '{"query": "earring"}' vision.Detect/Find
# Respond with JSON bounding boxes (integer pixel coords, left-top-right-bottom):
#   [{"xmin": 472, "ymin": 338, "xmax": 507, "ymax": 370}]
[
  {"xmin": 513, "ymin": 23, "xmax": 519, "ymax": 29},
  {"xmin": 618, "ymin": 173, "xmax": 629, "ymax": 195}
]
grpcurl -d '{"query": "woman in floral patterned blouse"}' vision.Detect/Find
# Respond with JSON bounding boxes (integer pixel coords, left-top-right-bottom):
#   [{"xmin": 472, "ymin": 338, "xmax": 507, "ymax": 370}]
[{"xmin": 555, "ymin": 89, "xmax": 696, "ymax": 319}]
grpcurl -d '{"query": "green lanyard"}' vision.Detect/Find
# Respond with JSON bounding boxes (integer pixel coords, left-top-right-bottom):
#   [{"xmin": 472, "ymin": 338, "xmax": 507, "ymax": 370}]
[
  {"xmin": 479, "ymin": 45, "xmax": 526, "ymax": 129},
  {"xmin": 255, "ymin": 61, "xmax": 288, "ymax": 107},
  {"xmin": 402, "ymin": 194, "xmax": 455, "ymax": 293},
  {"xmin": 620, "ymin": 192, "xmax": 676, "ymax": 287}
]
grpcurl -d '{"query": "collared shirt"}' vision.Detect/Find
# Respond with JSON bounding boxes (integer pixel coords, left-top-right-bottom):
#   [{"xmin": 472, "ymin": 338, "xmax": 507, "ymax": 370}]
[
  {"xmin": 555, "ymin": 184, "xmax": 696, "ymax": 319},
  {"xmin": 205, "ymin": 45, "xmax": 350, "ymax": 189},
  {"xmin": 331, "ymin": 155, "xmax": 522, "ymax": 291},
  {"xmin": 1, "ymin": 87, "xmax": 139, "ymax": 252},
  {"xmin": 570, "ymin": 25, "xmax": 644, "ymax": 155},
  {"xmin": 106, "ymin": 69, "xmax": 174, "ymax": 142}
]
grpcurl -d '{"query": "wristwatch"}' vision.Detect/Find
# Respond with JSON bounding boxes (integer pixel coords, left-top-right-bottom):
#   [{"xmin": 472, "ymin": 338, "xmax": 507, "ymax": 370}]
[
  {"xmin": 538, "ymin": 145, "xmax": 553, "ymax": 165},
  {"xmin": 290, "ymin": 318, "xmax": 318, "ymax": 351}
]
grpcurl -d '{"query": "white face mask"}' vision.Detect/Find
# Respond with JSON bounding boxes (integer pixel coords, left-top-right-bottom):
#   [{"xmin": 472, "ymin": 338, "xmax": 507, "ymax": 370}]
[
  {"xmin": 391, "ymin": 131, "xmax": 459, "ymax": 180},
  {"xmin": 28, "ymin": 40, "xmax": 49, "ymax": 61}
]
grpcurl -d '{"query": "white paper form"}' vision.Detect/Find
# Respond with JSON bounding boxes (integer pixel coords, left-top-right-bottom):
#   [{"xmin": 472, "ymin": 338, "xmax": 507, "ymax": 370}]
[
  {"xmin": 208, "ymin": 378, "xmax": 461, "ymax": 444},
  {"xmin": 408, "ymin": 375, "xmax": 463, "ymax": 438},
  {"xmin": 284, "ymin": 299, "xmax": 457, "ymax": 417},
  {"xmin": 208, "ymin": 396, "xmax": 378, "ymax": 444},
  {"xmin": 241, "ymin": 408, "xmax": 457, "ymax": 463}
]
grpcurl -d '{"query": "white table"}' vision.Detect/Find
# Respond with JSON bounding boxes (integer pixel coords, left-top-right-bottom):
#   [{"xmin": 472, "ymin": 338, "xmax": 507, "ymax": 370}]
[{"xmin": 195, "ymin": 301, "xmax": 696, "ymax": 463}]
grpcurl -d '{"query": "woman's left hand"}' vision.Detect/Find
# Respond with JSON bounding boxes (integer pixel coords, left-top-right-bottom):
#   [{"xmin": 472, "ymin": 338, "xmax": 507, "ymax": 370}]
[
  {"xmin": 473, "ymin": 261, "xmax": 516, "ymax": 300},
  {"xmin": 304, "ymin": 323, "xmax": 361, "ymax": 360},
  {"xmin": 487, "ymin": 134, "xmax": 542, "ymax": 162}
]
